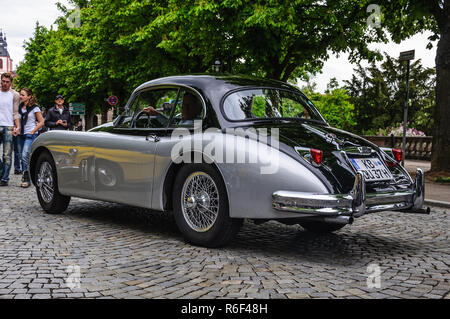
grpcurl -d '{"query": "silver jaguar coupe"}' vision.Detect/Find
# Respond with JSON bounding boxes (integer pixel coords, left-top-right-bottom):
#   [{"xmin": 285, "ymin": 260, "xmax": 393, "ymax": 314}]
[{"xmin": 29, "ymin": 75, "xmax": 429, "ymax": 247}]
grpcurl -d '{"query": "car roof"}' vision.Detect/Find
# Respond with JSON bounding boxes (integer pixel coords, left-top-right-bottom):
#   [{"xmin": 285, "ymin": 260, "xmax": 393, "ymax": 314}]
[
  {"xmin": 132, "ymin": 74, "xmax": 303, "ymax": 128},
  {"xmin": 134, "ymin": 74, "xmax": 299, "ymax": 94}
]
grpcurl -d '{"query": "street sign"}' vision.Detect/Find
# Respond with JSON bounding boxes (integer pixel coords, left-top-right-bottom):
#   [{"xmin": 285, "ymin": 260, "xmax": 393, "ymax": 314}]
[
  {"xmin": 107, "ymin": 95, "xmax": 118, "ymax": 106},
  {"xmin": 399, "ymin": 50, "xmax": 415, "ymax": 61},
  {"xmin": 69, "ymin": 102, "xmax": 86, "ymax": 115}
]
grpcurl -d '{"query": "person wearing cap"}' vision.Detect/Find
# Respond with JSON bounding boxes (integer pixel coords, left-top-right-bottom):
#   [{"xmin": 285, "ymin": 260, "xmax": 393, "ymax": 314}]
[{"xmin": 44, "ymin": 94, "xmax": 71, "ymax": 131}]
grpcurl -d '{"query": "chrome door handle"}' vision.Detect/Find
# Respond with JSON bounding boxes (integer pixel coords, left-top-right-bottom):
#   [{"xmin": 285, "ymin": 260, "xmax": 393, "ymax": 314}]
[
  {"xmin": 69, "ymin": 148, "xmax": 78, "ymax": 156},
  {"xmin": 146, "ymin": 135, "xmax": 160, "ymax": 142}
]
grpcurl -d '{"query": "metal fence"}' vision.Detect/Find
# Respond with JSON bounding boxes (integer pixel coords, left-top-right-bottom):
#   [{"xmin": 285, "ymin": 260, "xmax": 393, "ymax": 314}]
[{"xmin": 363, "ymin": 136, "xmax": 432, "ymax": 160}]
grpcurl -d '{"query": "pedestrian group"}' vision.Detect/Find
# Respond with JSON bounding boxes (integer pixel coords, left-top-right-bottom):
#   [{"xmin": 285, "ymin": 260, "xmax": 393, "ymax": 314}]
[{"xmin": 0, "ymin": 72, "xmax": 74, "ymax": 188}]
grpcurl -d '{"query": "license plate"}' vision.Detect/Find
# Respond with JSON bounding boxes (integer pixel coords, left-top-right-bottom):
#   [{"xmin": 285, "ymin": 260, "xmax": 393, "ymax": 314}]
[{"xmin": 349, "ymin": 158, "xmax": 393, "ymax": 181}]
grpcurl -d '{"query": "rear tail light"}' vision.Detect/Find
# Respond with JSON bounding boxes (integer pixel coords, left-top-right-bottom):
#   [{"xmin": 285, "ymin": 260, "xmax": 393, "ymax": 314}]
[
  {"xmin": 310, "ymin": 149, "xmax": 323, "ymax": 165},
  {"xmin": 392, "ymin": 148, "xmax": 403, "ymax": 163}
]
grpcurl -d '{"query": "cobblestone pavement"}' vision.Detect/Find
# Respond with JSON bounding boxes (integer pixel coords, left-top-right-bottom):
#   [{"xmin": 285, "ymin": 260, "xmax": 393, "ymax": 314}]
[{"xmin": 0, "ymin": 174, "xmax": 449, "ymax": 299}]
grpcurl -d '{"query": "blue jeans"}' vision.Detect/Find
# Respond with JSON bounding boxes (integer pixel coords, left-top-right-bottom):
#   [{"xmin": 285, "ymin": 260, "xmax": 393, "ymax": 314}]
[
  {"xmin": 13, "ymin": 136, "xmax": 21, "ymax": 172},
  {"xmin": 17, "ymin": 133, "xmax": 38, "ymax": 173},
  {"xmin": 0, "ymin": 126, "xmax": 14, "ymax": 182}
]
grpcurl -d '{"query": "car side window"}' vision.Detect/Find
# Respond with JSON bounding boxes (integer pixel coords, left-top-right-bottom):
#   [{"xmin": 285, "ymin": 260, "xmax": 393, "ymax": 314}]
[
  {"xmin": 129, "ymin": 88, "xmax": 178, "ymax": 129},
  {"xmin": 280, "ymin": 94, "xmax": 310, "ymax": 119},
  {"xmin": 168, "ymin": 89, "xmax": 204, "ymax": 128}
]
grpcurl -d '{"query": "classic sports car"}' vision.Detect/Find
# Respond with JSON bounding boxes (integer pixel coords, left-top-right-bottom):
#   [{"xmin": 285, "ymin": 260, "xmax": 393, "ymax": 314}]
[{"xmin": 29, "ymin": 75, "xmax": 429, "ymax": 247}]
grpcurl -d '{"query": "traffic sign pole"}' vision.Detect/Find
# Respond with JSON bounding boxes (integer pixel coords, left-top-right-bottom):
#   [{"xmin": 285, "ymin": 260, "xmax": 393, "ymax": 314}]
[
  {"xmin": 399, "ymin": 50, "xmax": 415, "ymax": 167},
  {"xmin": 401, "ymin": 60, "xmax": 410, "ymax": 167}
]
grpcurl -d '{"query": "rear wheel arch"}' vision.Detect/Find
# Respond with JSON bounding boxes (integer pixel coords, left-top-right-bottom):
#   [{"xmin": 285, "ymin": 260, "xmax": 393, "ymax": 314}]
[{"xmin": 162, "ymin": 152, "xmax": 230, "ymax": 212}]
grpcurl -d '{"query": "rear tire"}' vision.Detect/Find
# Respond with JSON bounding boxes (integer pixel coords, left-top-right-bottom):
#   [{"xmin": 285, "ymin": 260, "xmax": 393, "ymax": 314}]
[
  {"xmin": 173, "ymin": 164, "xmax": 242, "ymax": 247},
  {"xmin": 299, "ymin": 220, "xmax": 346, "ymax": 233},
  {"xmin": 35, "ymin": 151, "xmax": 70, "ymax": 214}
]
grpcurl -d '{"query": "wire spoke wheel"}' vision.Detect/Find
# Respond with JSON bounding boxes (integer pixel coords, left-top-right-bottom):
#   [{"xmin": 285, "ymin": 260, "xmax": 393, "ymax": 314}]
[
  {"xmin": 181, "ymin": 172, "xmax": 219, "ymax": 232},
  {"xmin": 35, "ymin": 151, "xmax": 70, "ymax": 215},
  {"xmin": 37, "ymin": 161, "xmax": 54, "ymax": 203},
  {"xmin": 173, "ymin": 164, "xmax": 242, "ymax": 247}
]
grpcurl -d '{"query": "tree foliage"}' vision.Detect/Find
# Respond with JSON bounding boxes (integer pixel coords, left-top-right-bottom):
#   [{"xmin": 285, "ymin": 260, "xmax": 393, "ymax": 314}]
[
  {"xmin": 376, "ymin": 0, "xmax": 449, "ymax": 172},
  {"xmin": 14, "ymin": 0, "xmax": 450, "ymax": 172},
  {"xmin": 303, "ymin": 78, "xmax": 357, "ymax": 132},
  {"xmin": 344, "ymin": 53, "xmax": 436, "ymax": 136},
  {"xmin": 16, "ymin": 0, "xmax": 385, "ymax": 129}
]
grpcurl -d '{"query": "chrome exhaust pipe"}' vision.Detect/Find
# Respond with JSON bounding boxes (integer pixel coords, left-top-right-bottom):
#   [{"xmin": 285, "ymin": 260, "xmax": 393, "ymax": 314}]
[
  {"xmin": 402, "ymin": 207, "xmax": 431, "ymax": 215},
  {"xmin": 323, "ymin": 216, "xmax": 354, "ymax": 225}
]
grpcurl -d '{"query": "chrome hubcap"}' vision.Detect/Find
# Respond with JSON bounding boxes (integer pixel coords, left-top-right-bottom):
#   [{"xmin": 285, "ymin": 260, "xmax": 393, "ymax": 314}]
[
  {"xmin": 181, "ymin": 172, "xmax": 219, "ymax": 232},
  {"xmin": 37, "ymin": 162, "xmax": 54, "ymax": 203}
]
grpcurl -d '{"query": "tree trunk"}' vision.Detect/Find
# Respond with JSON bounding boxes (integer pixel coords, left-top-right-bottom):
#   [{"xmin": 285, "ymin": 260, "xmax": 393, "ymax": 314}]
[
  {"xmin": 431, "ymin": 15, "xmax": 450, "ymax": 173},
  {"xmin": 84, "ymin": 106, "xmax": 95, "ymax": 131},
  {"xmin": 101, "ymin": 106, "xmax": 109, "ymax": 124}
]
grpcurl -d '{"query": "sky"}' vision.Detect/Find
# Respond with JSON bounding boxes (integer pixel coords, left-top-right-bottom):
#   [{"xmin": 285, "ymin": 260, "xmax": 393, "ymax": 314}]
[{"xmin": 0, "ymin": 0, "xmax": 438, "ymax": 93}]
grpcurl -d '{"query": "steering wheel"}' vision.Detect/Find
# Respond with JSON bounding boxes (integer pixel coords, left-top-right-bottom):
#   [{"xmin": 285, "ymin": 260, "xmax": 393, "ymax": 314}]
[
  {"xmin": 133, "ymin": 110, "xmax": 168, "ymax": 128},
  {"xmin": 133, "ymin": 111, "xmax": 150, "ymax": 128}
]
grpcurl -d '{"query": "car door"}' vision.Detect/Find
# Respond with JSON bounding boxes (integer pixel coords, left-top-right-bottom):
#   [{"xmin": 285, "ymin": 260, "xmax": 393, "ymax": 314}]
[
  {"xmin": 151, "ymin": 87, "xmax": 206, "ymax": 211},
  {"xmin": 53, "ymin": 131, "xmax": 96, "ymax": 198},
  {"xmin": 93, "ymin": 87, "xmax": 179, "ymax": 208}
]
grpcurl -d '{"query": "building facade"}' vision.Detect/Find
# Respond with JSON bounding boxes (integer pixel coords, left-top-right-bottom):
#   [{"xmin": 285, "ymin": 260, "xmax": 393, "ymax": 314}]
[{"xmin": 0, "ymin": 30, "xmax": 13, "ymax": 74}]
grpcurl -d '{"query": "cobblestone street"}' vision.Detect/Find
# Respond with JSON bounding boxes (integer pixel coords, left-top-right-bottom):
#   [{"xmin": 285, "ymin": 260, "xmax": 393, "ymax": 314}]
[{"xmin": 0, "ymin": 174, "xmax": 449, "ymax": 299}]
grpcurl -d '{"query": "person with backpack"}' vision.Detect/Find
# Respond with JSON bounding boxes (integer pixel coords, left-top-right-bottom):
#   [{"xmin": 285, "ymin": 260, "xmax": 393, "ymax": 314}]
[{"xmin": 17, "ymin": 88, "xmax": 44, "ymax": 188}]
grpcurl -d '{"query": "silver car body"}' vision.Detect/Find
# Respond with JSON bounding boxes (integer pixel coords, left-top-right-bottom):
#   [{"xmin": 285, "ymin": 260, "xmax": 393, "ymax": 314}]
[{"xmin": 29, "ymin": 75, "xmax": 428, "ymax": 225}]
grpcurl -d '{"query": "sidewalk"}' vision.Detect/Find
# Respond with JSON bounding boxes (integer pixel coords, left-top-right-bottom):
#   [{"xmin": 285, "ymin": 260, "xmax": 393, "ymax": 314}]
[{"xmin": 404, "ymin": 159, "xmax": 450, "ymax": 208}]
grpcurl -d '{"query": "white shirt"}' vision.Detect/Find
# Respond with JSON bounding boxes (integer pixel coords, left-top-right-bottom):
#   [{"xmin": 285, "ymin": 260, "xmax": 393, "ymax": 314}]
[
  {"xmin": 0, "ymin": 90, "xmax": 14, "ymax": 126},
  {"xmin": 22, "ymin": 106, "xmax": 41, "ymax": 135}
]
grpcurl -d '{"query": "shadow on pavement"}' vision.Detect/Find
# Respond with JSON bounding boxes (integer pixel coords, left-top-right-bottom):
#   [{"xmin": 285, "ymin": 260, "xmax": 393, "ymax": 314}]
[{"xmin": 53, "ymin": 200, "xmax": 425, "ymax": 268}]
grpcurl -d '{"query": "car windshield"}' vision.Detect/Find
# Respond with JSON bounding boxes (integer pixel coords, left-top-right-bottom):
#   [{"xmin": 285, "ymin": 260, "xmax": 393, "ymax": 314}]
[{"xmin": 223, "ymin": 88, "xmax": 326, "ymax": 123}]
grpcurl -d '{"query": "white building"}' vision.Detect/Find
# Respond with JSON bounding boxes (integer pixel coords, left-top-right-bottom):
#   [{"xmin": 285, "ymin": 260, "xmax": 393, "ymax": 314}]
[{"xmin": 0, "ymin": 29, "xmax": 13, "ymax": 74}]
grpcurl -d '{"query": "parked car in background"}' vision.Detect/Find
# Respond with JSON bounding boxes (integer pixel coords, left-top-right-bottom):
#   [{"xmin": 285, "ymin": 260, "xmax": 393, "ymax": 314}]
[{"xmin": 28, "ymin": 75, "xmax": 429, "ymax": 247}]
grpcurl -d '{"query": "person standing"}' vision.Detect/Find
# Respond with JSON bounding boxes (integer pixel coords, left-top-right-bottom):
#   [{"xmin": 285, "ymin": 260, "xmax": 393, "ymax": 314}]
[
  {"xmin": 0, "ymin": 73, "xmax": 20, "ymax": 186},
  {"xmin": 17, "ymin": 88, "xmax": 44, "ymax": 188},
  {"xmin": 44, "ymin": 94, "xmax": 71, "ymax": 131},
  {"xmin": 13, "ymin": 136, "xmax": 22, "ymax": 174},
  {"xmin": 75, "ymin": 120, "xmax": 83, "ymax": 131}
]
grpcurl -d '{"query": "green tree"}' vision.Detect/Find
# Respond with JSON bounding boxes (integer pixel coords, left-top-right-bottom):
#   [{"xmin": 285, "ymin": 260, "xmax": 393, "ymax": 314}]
[
  {"xmin": 304, "ymin": 79, "xmax": 357, "ymax": 132},
  {"xmin": 15, "ymin": 0, "xmax": 450, "ymax": 171},
  {"xmin": 115, "ymin": 0, "xmax": 384, "ymax": 82},
  {"xmin": 15, "ymin": 23, "xmax": 57, "ymax": 111},
  {"xmin": 18, "ymin": 0, "xmax": 385, "ymax": 129},
  {"xmin": 378, "ymin": 0, "xmax": 449, "ymax": 172},
  {"xmin": 344, "ymin": 53, "xmax": 435, "ymax": 135}
]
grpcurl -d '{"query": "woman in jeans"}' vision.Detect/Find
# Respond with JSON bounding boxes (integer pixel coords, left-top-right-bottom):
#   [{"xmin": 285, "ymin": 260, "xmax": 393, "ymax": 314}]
[{"xmin": 17, "ymin": 88, "xmax": 44, "ymax": 188}]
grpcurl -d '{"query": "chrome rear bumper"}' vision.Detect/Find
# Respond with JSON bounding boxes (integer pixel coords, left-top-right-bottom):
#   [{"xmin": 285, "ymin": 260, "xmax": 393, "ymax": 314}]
[{"xmin": 272, "ymin": 168, "xmax": 429, "ymax": 220}]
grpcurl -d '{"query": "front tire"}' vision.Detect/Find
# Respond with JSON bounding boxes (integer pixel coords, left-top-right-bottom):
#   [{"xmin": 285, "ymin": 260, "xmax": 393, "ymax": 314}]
[
  {"xmin": 173, "ymin": 164, "xmax": 242, "ymax": 247},
  {"xmin": 35, "ymin": 151, "xmax": 71, "ymax": 214}
]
